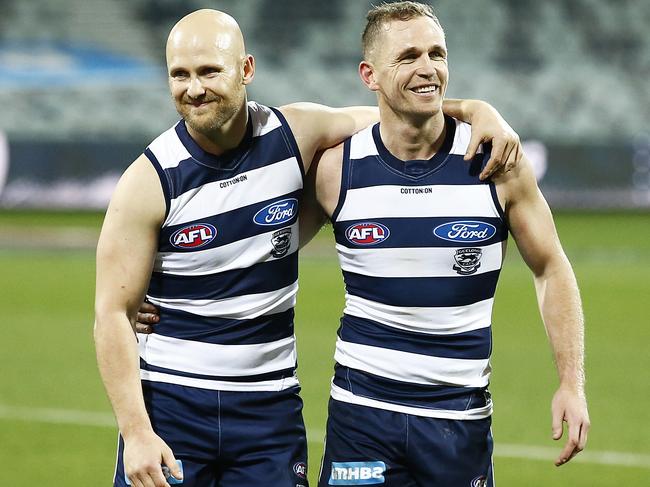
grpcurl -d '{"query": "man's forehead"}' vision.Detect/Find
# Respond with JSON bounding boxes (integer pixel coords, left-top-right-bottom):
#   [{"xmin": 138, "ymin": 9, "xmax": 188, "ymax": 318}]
[
  {"xmin": 381, "ymin": 17, "xmax": 445, "ymax": 52},
  {"xmin": 170, "ymin": 28, "xmax": 238, "ymax": 51},
  {"xmin": 166, "ymin": 31, "xmax": 240, "ymax": 68}
]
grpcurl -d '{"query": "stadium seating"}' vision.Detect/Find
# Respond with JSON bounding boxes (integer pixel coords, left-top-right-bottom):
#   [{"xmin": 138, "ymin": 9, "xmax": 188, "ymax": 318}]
[{"xmin": 0, "ymin": 0, "xmax": 647, "ymax": 143}]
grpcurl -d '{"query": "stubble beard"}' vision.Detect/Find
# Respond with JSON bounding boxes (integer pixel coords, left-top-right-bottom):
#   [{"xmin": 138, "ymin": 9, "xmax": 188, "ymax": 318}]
[{"xmin": 177, "ymin": 92, "xmax": 244, "ymax": 137}]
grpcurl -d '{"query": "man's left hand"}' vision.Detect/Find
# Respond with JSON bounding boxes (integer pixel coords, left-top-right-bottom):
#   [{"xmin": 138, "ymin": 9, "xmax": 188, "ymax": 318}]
[
  {"xmin": 464, "ymin": 102, "xmax": 522, "ymax": 180},
  {"xmin": 551, "ymin": 387, "xmax": 590, "ymax": 466}
]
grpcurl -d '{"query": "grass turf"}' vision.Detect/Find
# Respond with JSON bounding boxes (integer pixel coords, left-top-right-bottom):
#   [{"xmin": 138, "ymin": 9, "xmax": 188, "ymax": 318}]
[{"xmin": 0, "ymin": 210, "xmax": 648, "ymax": 485}]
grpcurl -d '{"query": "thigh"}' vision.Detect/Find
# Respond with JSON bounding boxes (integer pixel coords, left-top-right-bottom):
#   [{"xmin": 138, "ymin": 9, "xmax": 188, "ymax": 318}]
[
  {"xmin": 318, "ymin": 399, "xmax": 417, "ymax": 487},
  {"xmin": 407, "ymin": 416, "xmax": 494, "ymax": 487},
  {"xmin": 113, "ymin": 434, "xmax": 219, "ymax": 487},
  {"xmin": 143, "ymin": 380, "xmax": 222, "ymax": 461},
  {"xmin": 113, "ymin": 381, "xmax": 222, "ymax": 486},
  {"xmin": 218, "ymin": 387, "xmax": 309, "ymax": 487}
]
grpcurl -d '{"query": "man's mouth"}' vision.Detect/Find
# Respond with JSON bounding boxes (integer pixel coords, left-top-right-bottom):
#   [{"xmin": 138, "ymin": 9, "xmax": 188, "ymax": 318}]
[
  {"xmin": 410, "ymin": 85, "xmax": 439, "ymax": 95},
  {"xmin": 185, "ymin": 98, "xmax": 216, "ymax": 108}
]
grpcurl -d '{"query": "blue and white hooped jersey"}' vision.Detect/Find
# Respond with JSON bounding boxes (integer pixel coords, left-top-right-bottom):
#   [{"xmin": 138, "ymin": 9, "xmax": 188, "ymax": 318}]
[
  {"xmin": 330, "ymin": 116, "xmax": 508, "ymax": 419},
  {"xmin": 139, "ymin": 101, "xmax": 304, "ymax": 392}
]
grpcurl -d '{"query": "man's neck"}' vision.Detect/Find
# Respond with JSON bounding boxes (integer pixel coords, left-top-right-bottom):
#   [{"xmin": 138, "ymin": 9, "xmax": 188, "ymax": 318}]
[
  {"xmin": 186, "ymin": 102, "xmax": 249, "ymax": 156},
  {"xmin": 378, "ymin": 107, "xmax": 446, "ymax": 161}
]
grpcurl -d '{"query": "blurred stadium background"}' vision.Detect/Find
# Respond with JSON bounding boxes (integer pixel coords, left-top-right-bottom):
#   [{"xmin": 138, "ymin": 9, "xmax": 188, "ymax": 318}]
[{"xmin": 0, "ymin": 0, "xmax": 648, "ymax": 485}]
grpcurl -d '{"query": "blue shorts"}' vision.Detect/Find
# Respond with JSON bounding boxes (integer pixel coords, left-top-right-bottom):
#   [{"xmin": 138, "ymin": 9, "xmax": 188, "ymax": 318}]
[
  {"xmin": 113, "ymin": 381, "xmax": 309, "ymax": 487},
  {"xmin": 318, "ymin": 399, "xmax": 493, "ymax": 487}
]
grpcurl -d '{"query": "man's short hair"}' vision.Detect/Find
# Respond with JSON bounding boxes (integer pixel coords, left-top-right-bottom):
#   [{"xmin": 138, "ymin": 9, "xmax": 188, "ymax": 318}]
[{"xmin": 362, "ymin": 1, "xmax": 444, "ymax": 61}]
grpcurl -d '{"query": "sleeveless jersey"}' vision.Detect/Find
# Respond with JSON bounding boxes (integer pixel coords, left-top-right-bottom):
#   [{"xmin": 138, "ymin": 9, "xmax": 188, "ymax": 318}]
[
  {"xmin": 330, "ymin": 116, "xmax": 508, "ymax": 419},
  {"xmin": 139, "ymin": 102, "xmax": 304, "ymax": 392}
]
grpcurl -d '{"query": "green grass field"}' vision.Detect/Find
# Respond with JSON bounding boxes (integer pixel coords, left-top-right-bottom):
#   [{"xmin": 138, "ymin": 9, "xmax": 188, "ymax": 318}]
[{"xmin": 1, "ymin": 211, "xmax": 649, "ymax": 485}]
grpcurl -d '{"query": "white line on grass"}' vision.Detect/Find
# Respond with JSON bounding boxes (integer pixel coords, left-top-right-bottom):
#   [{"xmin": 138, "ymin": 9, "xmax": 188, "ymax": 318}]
[
  {"xmin": 0, "ymin": 403, "xmax": 115, "ymax": 427},
  {"xmin": 306, "ymin": 431, "xmax": 650, "ymax": 468},
  {"xmin": 494, "ymin": 443, "xmax": 650, "ymax": 469},
  {"xmin": 2, "ymin": 404, "xmax": 648, "ymax": 469}
]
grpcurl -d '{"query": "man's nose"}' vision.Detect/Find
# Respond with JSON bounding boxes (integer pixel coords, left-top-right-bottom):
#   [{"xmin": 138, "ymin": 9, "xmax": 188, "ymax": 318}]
[
  {"xmin": 187, "ymin": 76, "xmax": 206, "ymax": 98},
  {"xmin": 416, "ymin": 55, "xmax": 436, "ymax": 77}
]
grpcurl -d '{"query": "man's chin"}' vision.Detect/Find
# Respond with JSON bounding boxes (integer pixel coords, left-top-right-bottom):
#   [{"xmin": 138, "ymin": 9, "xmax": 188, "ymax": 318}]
[
  {"xmin": 403, "ymin": 106, "xmax": 443, "ymax": 120},
  {"xmin": 185, "ymin": 112, "xmax": 221, "ymax": 131}
]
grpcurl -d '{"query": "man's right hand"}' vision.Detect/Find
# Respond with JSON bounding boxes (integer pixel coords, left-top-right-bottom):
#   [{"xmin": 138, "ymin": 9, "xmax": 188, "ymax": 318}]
[
  {"xmin": 123, "ymin": 430, "xmax": 183, "ymax": 487},
  {"xmin": 135, "ymin": 302, "xmax": 160, "ymax": 334}
]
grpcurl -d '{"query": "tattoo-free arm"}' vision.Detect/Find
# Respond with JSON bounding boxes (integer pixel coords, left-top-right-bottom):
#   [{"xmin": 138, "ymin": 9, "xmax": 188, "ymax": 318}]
[
  {"xmin": 500, "ymin": 157, "xmax": 590, "ymax": 467},
  {"xmin": 279, "ymin": 103, "xmax": 378, "ymax": 173},
  {"xmin": 94, "ymin": 155, "xmax": 182, "ymax": 485}
]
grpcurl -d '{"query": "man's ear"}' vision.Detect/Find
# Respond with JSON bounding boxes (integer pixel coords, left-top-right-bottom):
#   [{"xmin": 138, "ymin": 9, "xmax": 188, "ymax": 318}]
[
  {"xmin": 242, "ymin": 54, "xmax": 255, "ymax": 85},
  {"xmin": 359, "ymin": 61, "xmax": 379, "ymax": 92}
]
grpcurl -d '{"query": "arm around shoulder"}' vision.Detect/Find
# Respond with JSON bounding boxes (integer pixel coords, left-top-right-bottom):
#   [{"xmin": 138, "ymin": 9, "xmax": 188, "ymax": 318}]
[
  {"xmin": 443, "ymin": 98, "xmax": 521, "ymax": 179},
  {"xmin": 279, "ymin": 103, "xmax": 377, "ymax": 171}
]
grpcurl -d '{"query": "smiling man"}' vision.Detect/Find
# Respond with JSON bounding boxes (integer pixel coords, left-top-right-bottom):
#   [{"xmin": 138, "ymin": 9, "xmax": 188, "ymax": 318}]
[
  {"xmin": 93, "ymin": 8, "xmax": 524, "ymax": 487},
  {"xmin": 307, "ymin": 3, "xmax": 590, "ymax": 486}
]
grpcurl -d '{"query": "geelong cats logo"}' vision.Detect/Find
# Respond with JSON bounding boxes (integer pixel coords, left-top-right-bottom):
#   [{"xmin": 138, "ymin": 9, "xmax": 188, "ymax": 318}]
[
  {"xmin": 453, "ymin": 248, "xmax": 483, "ymax": 275},
  {"xmin": 271, "ymin": 227, "xmax": 292, "ymax": 258}
]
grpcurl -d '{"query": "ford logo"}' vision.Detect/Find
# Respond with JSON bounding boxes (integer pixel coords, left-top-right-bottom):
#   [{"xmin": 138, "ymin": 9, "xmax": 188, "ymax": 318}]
[
  {"xmin": 253, "ymin": 198, "xmax": 298, "ymax": 226},
  {"xmin": 433, "ymin": 220, "xmax": 496, "ymax": 243}
]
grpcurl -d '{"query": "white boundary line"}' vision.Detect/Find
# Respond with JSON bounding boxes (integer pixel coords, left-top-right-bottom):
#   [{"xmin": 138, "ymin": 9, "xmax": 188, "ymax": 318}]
[
  {"xmin": 2, "ymin": 404, "xmax": 648, "ymax": 469},
  {"xmin": 493, "ymin": 443, "xmax": 650, "ymax": 469},
  {"xmin": 0, "ymin": 404, "xmax": 115, "ymax": 427}
]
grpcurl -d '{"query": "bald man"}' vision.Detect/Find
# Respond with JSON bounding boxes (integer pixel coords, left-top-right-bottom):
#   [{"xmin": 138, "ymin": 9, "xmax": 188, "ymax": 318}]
[{"xmin": 94, "ymin": 9, "xmax": 522, "ymax": 487}]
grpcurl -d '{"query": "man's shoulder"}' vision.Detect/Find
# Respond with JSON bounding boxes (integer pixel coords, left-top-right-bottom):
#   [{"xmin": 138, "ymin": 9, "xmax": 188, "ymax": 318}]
[
  {"xmin": 322, "ymin": 141, "xmax": 346, "ymax": 162},
  {"xmin": 247, "ymin": 101, "xmax": 287, "ymax": 137},
  {"xmin": 147, "ymin": 121, "xmax": 182, "ymax": 152},
  {"xmin": 447, "ymin": 116, "xmax": 490, "ymax": 159},
  {"xmin": 146, "ymin": 121, "xmax": 194, "ymax": 171}
]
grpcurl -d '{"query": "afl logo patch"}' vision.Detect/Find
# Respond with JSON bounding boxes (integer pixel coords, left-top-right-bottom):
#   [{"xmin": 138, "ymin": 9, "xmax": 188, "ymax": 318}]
[
  {"xmin": 345, "ymin": 222, "xmax": 390, "ymax": 245},
  {"xmin": 434, "ymin": 220, "xmax": 496, "ymax": 243},
  {"xmin": 293, "ymin": 462, "xmax": 307, "ymax": 479},
  {"xmin": 170, "ymin": 223, "xmax": 216, "ymax": 249},
  {"xmin": 253, "ymin": 198, "xmax": 298, "ymax": 226},
  {"xmin": 471, "ymin": 475, "xmax": 487, "ymax": 487}
]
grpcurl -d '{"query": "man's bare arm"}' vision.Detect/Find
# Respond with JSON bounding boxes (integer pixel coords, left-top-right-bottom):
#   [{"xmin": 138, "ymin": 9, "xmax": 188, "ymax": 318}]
[
  {"xmin": 94, "ymin": 155, "xmax": 182, "ymax": 486},
  {"xmin": 498, "ymin": 157, "xmax": 590, "ymax": 467},
  {"xmin": 279, "ymin": 100, "xmax": 521, "ymax": 176},
  {"xmin": 278, "ymin": 103, "xmax": 377, "ymax": 173}
]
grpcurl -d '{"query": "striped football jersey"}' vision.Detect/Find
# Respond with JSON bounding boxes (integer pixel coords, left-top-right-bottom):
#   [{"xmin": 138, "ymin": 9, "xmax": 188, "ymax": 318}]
[
  {"xmin": 330, "ymin": 116, "xmax": 508, "ymax": 419},
  {"xmin": 139, "ymin": 102, "xmax": 304, "ymax": 392}
]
